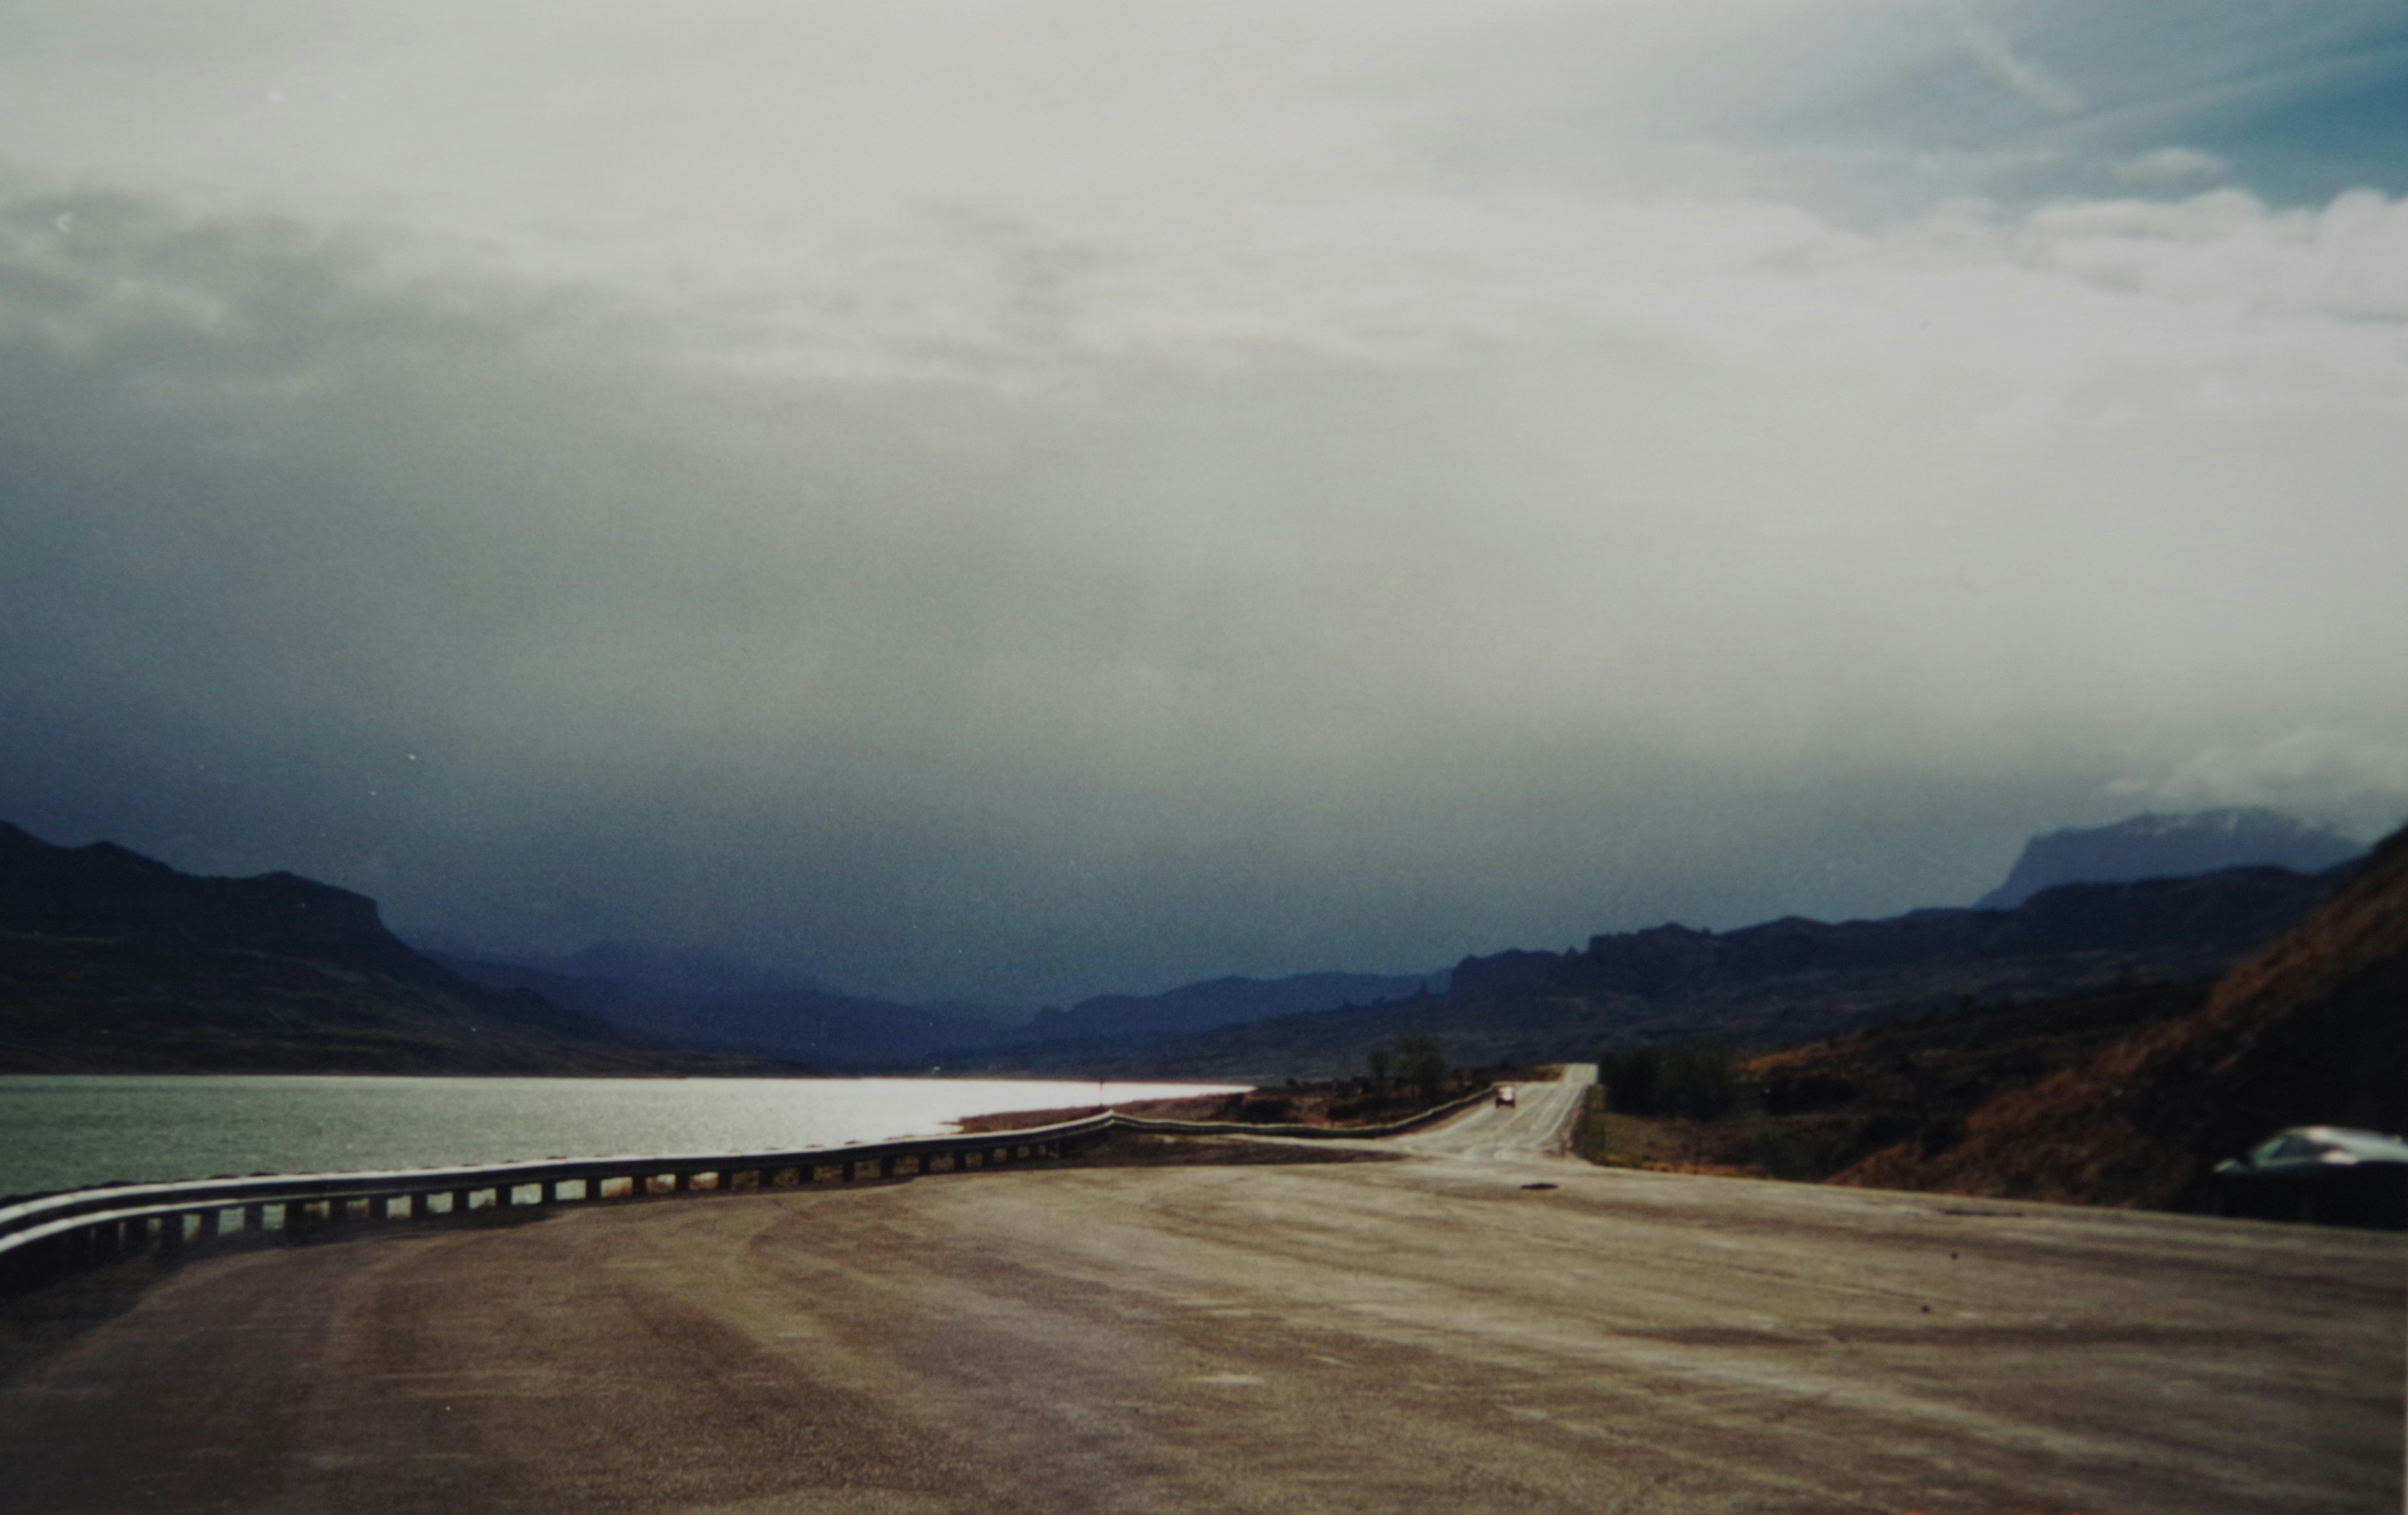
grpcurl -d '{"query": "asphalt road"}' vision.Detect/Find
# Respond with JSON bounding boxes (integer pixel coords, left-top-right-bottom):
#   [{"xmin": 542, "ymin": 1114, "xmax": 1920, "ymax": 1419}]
[
  {"xmin": 2, "ymin": 1091, "xmax": 2399, "ymax": 1515},
  {"xmin": 1396, "ymin": 1064, "xmax": 1595, "ymax": 1160}
]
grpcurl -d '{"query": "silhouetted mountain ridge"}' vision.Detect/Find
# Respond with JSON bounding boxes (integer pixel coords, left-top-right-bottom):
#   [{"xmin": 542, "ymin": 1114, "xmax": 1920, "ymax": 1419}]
[
  {"xmin": 0, "ymin": 823, "xmax": 791, "ymax": 1074},
  {"xmin": 0, "ymin": 821, "xmax": 441, "ymax": 985},
  {"xmin": 1452, "ymin": 864, "xmax": 2342, "ymax": 1001},
  {"xmin": 1032, "ymin": 971, "xmax": 1434, "ymax": 1043},
  {"xmin": 990, "ymin": 863, "xmax": 2346, "ymax": 1082},
  {"xmin": 1975, "ymin": 808, "xmax": 2363, "ymax": 909},
  {"xmin": 431, "ymin": 952, "xmax": 1016, "ymax": 1069}
]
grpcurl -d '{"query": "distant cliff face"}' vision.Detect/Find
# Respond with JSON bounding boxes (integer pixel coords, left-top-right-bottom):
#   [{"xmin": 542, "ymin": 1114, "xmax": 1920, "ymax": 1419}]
[
  {"xmin": 0, "ymin": 821, "xmax": 789, "ymax": 1075},
  {"xmin": 1977, "ymin": 809, "xmax": 2364, "ymax": 910},
  {"xmin": 1444, "ymin": 863, "xmax": 2335, "ymax": 1003},
  {"xmin": 979, "ymin": 864, "xmax": 2345, "ymax": 1084},
  {"xmin": 0, "ymin": 822, "xmax": 435, "ymax": 981}
]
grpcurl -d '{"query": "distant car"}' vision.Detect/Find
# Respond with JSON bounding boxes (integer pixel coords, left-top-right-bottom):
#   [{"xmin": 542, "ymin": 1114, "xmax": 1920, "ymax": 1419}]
[
  {"xmin": 1494, "ymin": 1087, "xmax": 1517, "ymax": 1108},
  {"xmin": 2209, "ymin": 1126, "xmax": 2408, "ymax": 1229}
]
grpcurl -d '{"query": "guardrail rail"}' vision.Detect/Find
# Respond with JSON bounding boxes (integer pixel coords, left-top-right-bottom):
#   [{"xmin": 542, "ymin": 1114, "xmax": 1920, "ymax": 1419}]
[
  {"xmin": 0, "ymin": 1112, "xmax": 1116, "ymax": 1298},
  {"xmin": 0, "ymin": 1090, "xmax": 1502, "ymax": 1299}
]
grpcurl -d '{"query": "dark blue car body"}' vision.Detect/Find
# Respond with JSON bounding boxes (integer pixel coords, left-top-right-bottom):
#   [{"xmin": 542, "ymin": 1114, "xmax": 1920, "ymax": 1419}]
[{"xmin": 2209, "ymin": 1126, "xmax": 2408, "ymax": 1230}]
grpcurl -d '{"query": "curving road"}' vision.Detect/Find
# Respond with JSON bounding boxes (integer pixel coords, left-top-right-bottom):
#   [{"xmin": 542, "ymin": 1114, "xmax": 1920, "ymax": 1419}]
[
  {"xmin": 1397, "ymin": 1063, "xmax": 1595, "ymax": 1162},
  {"xmin": 1, "ymin": 1085, "xmax": 2399, "ymax": 1514}
]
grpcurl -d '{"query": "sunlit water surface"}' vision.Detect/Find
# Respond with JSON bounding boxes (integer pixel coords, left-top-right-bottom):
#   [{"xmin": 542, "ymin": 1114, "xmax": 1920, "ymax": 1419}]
[{"xmin": 0, "ymin": 1075, "xmax": 1243, "ymax": 1200}]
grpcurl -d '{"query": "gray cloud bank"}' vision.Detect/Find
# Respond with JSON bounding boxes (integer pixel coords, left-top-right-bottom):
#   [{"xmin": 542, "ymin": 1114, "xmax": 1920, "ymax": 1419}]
[{"xmin": 3, "ymin": 4, "xmax": 2404, "ymax": 1003}]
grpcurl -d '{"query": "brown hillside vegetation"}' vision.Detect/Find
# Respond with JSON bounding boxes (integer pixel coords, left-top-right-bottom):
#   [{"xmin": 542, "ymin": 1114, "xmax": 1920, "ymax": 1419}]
[
  {"xmin": 1576, "ymin": 979, "xmax": 2210, "ymax": 1181},
  {"xmin": 1837, "ymin": 821, "xmax": 2408, "ymax": 1209}
]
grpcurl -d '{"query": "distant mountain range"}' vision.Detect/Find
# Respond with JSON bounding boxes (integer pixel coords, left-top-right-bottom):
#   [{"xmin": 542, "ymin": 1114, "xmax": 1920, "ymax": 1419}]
[
  {"xmin": 1, "ymin": 805, "xmax": 2372, "ymax": 1081},
  {"xmin": 1976, "ymin": 808, "xmax": 2363, "ymax": 909},
  {"xmin": 0, "ymin": 823, "xmax": 794, "ymax": 1075},
  {"xmin": 431, "ymin": 951, "xmax": 1018, "ymax": 1070},
  {"xmin": 1027, "ymin": 972, "xmax": 1434, "ymax": 1043},
  {"xmin": 433, "ymin": 952, "xmax": 1435, "ymax": 1070},
  {"xmin": 979, "ymin": 863, "xmax": 2348, "ymax": 1082}
]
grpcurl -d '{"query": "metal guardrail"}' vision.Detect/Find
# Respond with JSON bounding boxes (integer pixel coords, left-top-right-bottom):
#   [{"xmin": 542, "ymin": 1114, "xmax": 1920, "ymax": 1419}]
[
  {"xmin": 0, "ymin": 1112, "xmax": 1116, "ymax": 1298},
  {"xmin": 0, "ymin": 1090, "xmax": 1503, "ymax": 1299}
]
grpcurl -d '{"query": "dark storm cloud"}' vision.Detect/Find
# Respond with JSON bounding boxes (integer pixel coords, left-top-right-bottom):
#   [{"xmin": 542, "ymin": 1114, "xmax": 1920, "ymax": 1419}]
[{"xmin": 2, "ymin": 6, "xmax": 2404, "ymax": 1004}]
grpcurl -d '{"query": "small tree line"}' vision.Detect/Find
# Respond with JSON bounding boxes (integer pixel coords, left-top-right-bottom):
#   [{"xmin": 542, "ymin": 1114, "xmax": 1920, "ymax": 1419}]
[
  {"xmin": 1364, "ymin": 1033, "xmax": 1449, "ymax": 1102},
  {"xmin": 1598, "ymin": 1042, "xmax": 1750, "ymax": 1121}
]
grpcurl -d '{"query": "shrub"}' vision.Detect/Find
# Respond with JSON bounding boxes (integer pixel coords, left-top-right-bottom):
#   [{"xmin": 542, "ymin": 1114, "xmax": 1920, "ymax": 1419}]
[
  {"xmin": 1392, "ymin": 1035, "xmax": 1447, "ymax": 1102},
  {"xmin": 1603, "ymin": 1041, "xmax": 1749, "ymax": 1119}
]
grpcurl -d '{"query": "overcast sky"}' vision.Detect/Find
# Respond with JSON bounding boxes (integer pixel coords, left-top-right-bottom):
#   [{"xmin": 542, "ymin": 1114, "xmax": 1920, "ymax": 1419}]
[{"xmin": 4, "ymin": 1, "xmax": 2405, "ymax": 1005}]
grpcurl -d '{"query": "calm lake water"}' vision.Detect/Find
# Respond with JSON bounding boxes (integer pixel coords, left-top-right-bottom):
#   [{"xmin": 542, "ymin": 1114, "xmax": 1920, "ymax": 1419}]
[{"xmin": 0, "ymin": 1075, "xmax": 1242, "ymax": 1201}]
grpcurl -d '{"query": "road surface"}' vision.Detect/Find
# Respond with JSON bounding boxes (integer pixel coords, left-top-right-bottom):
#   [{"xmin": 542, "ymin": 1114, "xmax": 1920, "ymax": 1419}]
[
  {"xmin": 1, "ymin": 1089, "xmax": 2399, "ymax": 1514},
  {"xmin": 1397, "ymin": 1064, "xmax": 1594, "ymax": 1161}
]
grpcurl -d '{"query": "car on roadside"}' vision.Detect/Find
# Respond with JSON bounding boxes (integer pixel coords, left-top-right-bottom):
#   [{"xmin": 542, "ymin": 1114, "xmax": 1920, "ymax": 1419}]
[
  {"xmin": 2209, "ymin": 1126, "xmax": 2408, "ymax": 1229},
  {"xmin": 1494, "ymin": 1087, "xmax": 1518, "ymax": 1108}
]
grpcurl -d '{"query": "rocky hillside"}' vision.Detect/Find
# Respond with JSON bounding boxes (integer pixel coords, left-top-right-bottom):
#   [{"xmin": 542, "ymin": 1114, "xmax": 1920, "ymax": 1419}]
[
  {"xmin": 1838, "ymin": 821, "xmax": 2408, "ymax": 1209},
  {"xmin": 1976, "ymin": 808, "xmax": 2363, "ymax": 909},
  {"xmin": 0, "ymin": 823, "xmax": 796, "ymax": 1075},
  {"xmin": 0, "ymin": 822, "xmax": 441, "ymax": 983},
  {"xmin": 978, "ymin": 864, "xmax": 2342, "ymax": 1082}
]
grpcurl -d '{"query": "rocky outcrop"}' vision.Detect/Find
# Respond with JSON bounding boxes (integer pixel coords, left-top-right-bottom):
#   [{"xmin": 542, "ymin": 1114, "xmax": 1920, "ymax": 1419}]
[
  {"xmin": 1446, "ymin": 863, "xmax": 2338, "ymax": 1006},
  {"xmin": 0, "ymin": 821, "xmax": 439, "ymax": 983},
  {"xmin": 1976, "ymin": 808, "xmax": 2363, "ymax": 909},
  {"xmin": 0, "ymin": 822, "xmax": 790, "ymax": 1075}
]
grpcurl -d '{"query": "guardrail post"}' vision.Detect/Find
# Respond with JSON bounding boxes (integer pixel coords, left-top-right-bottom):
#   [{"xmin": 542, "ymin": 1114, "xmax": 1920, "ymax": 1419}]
[{"xmin": 3, "ymin": 1112, "xmax": 1127, "ymax": 1301}]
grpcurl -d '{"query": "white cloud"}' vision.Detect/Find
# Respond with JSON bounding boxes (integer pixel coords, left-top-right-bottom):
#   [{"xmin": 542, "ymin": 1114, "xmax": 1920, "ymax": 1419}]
[
  {"xmin": 1955, "ymin": 13, "xmax": 2083, "ymax": 115},
  {"xmin": 2115, "ymin": 732, "xmax": 2408, "ymax": 829},
  {"xmin": 2113, "ymin": 147, "xmax": 2228, "ymax": 184}
]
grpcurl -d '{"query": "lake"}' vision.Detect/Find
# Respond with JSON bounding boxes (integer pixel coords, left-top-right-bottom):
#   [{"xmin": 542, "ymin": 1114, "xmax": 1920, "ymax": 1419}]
[{"xmin": 0, "ymin": 1075, "xmax": 1244, "ymax": 1201}]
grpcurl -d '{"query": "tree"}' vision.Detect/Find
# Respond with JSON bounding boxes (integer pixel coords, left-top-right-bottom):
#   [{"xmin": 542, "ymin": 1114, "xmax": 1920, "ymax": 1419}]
[
  {"xmin": 1365, "ymin": 1048, "xmax": 1393, "ymax": 1087},
  {"xmin": 1663, "ymin": 1042, "xmax": 1743, "ymax": 1120},
  {"xmin": 1601, "ymin": 1046, "xmax": 1664, "ymax": 1115},
  {"xmin": 1393, "ymin": 1035, "xmax": 1447, "ymax": 1102},
  {"xmin": 1605, "ymin": 1042, "xmax": 1744, "ymax": 1119}
]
